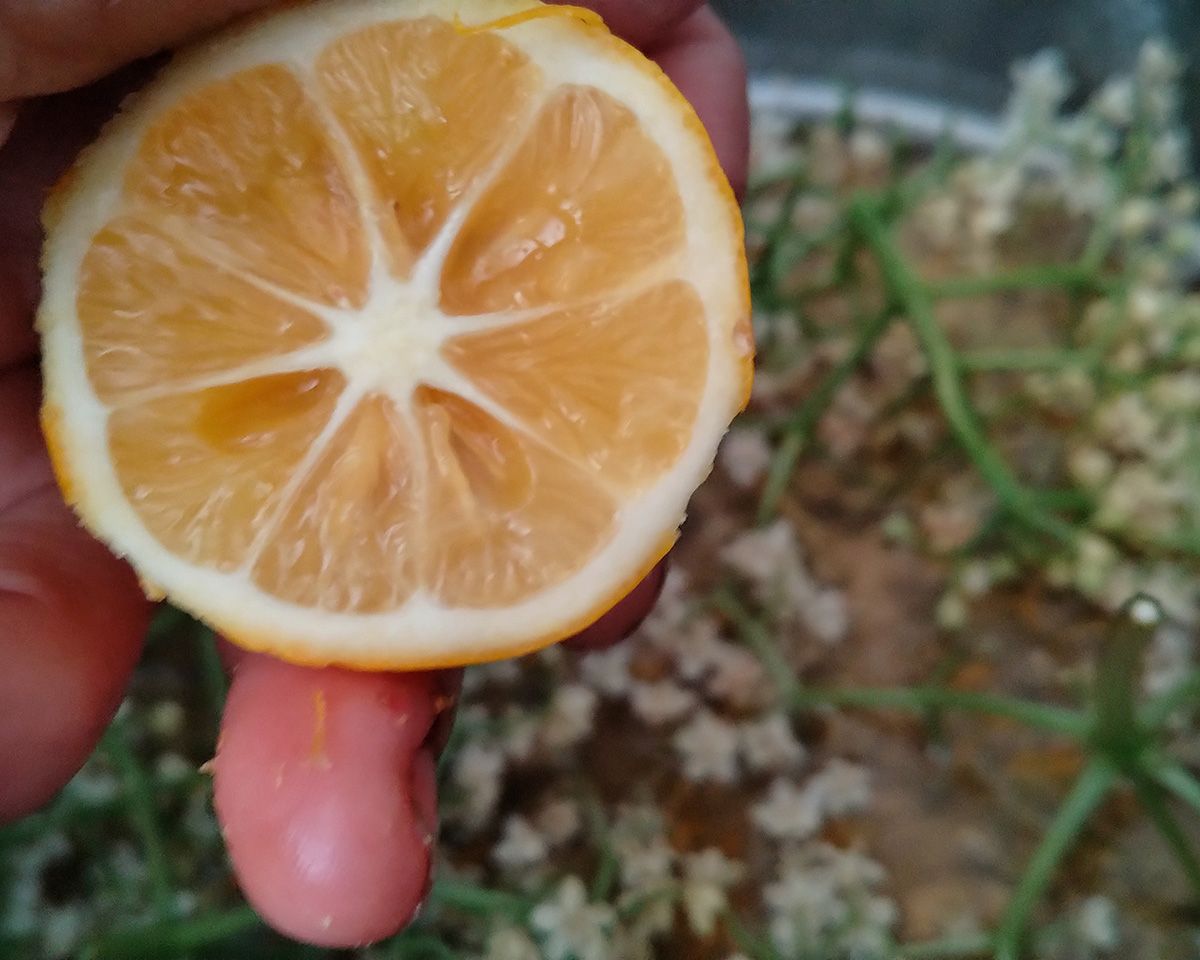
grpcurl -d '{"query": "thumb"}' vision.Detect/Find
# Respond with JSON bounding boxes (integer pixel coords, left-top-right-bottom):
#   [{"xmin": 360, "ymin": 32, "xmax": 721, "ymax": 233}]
[{"xmin": 0, "ymin": 0, "xmax": 275, "ymax": 100}]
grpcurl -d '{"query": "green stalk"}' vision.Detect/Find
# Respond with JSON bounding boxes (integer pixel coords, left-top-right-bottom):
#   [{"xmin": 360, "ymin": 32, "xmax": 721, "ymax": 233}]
[
  {"xmin": 586, "ymin": 798, "xmax": 618, "ymax": 902},
  {"xmin": 956, "ymin": 348, "xmax": 1093, "ymax": 373},
  {"xmin": 616, "ymin": 884, "xmax": 678, "ymax": 921},
  {"xmin": 430, "ymin": 878, "xmax": 530, "ymax": 921},
  {"xmin": 926, "ymin": 263, "xmax": 1105, "ymax": 299},
  {"xmin": 788, "ymin": 685, "xmax": 1088, "ymax": 738},
  {"xmin": 757, "ymin": 306, "xmax": 895, "ymax": 522},
  {"xmin": 994, "ymin": 760, "xmax": 1117, "ymax": 960},
  {"xmin": 746, "ymin": 162, "xmax": 809, "ymax": 199},
  {"xmin": 195, "ymin": 627, "xmax": 228, "ymax": 718},
  {"xmin": 750, "ymin": 179, "xmax": 806, "ymax": 301},
  {"xmin": 1129, "ymin": 774, "xmax": 1200, "ymax": 899},
  {"xmin": 101, "ymin": 723, "xmax": 176, "ymax": 920},
  {"xmin": 1029, "ymin": 489, "xmax": 1094, "ymax": 512},
  {"xmin": 144, "ymin": 605, "xmax": 193, "ymax": 646},
  {"xmin": 899, "ymin": 934, "xmax": 995, "ymax": 959},
  {"xmin": 724, "ymin": 910, "xmax": 784, "ymax": 960},
  {"xmin": 1142, "ymin": 530, "xmax": 1200, "ymax": 559},
  {"xmin": 0, "ymin": 769, "xmax": 204, "ymax": 849},
  {"xmin": 383, "ymin": 933, "xmax": 459, "ymax": 960},
  {"xmin": 1150, "ymin": 757, "xmax": 1200, "ymax": 817},
  {"xmin": 82, "ymin": 906, "xmax": 261, "ymax": 959},
  {"xmin": 715, "ymin": 588, "xmax": 1085, "ymax": 736},
  {"xmin": 849, "ymin": 195, "xmax": 1077, "ymax": 546},
  {"xmin": 1091, "ymin": 598, "xmax": 1159, "ymax": 768},
  {"xmin": 712, "ymin": 588, "xmax": 802, "ymax": 702}
]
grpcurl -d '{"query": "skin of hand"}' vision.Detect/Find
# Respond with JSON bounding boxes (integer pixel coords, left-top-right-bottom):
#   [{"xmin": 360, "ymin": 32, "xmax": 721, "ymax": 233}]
[{"xmin": 0, "ymin": 0, "xmax": 748, "ymax": 947}]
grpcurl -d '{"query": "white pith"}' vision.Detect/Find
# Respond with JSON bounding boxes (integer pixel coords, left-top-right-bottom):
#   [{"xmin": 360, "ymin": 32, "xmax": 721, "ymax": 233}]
[{"xmin": 38, "ymin": 0, "xmax": 751, "ymax": 667}]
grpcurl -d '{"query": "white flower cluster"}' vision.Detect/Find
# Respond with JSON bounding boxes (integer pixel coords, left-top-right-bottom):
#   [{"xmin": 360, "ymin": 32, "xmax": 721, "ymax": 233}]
[
  {"xmin": 496, "ymin": 805, "xmax": 748, "ymax": 959},
  {"xmin": 752, "ymin": 759, "xmax": 872, "ymax": 840},
  {"xmin": 673, "ymin": 710, "xmax": 807, "ymax": 784},
  {"xmin": 721, "ymin": 521, "xmax": 850, "ymax": 645},
  {"xmin": 765, "ymin": 843, "xmax": 897, "ymax": 959}
]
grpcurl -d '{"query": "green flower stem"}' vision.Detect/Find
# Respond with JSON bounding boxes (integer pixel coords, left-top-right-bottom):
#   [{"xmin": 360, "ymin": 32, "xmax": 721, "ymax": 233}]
[
  {"xmin": 1142, "ymin": 530, "xmax": 1200, "ymax": 559},
  {"xmin": 101, "ymin": 722, "xmax": 176, "ymax": 920},
  {"xmin": 1129, "ymin": 774, "xmax": 1200, "ymax": 899},
  {"xmin": 1079, "ymin": 183, "xmax": 1120, "ymax": 275},
  {"xmin": 757, "ymin": 305, "xmax": 895, "ymax": 522},
  {"xmin": 715, "ymin": 589, "xmax": 1086, "ymax": 737},
  {"xmin": 848, "ymin": 195, "xmax": 1077, "ymax": 546},
  {"xmin": 724, "ymin": 909, "xmax": 783, "ymax": 960},
  {"xmin": 382, "ymin": 932, "xmax": 459, "ymax": 960},
  {"xmin": 195, "ymin": 627, "xmax": 228, "ymax": 718},
  {"xmin": 899, "ymin": 933, "xmax": 994, "ymax": 958},
  {"xmin": 586, "ymin": 797, "xmax": 619, "ymax": 902},
  {"xmin": 994, "ymin": 760, "xmax": 1118, "ymax": 960},
  {"xmin": 1091, "ymin": 600, "xmax": 1157, "ymax": 767},
  {"xmin": 1028, "ymin": 489, "xmax": 1094, "ymax": 512},
  {"xmin": 712, "ymin": 589, "xmax": 803, "ymax": 702},
  {"xmin": 82, "ymin": 906, "xmax": 261, "ymax": 959},
  {"xmin": 616, "ymin": 884, "xmax": 679, "ymax": 921},
  {"xmin": 925, "ymin": 263, "xmax": 1106, "ymax": 300},
  {"xmin": 751, "ymin": 179, "xmax": 806, "ymax": 291},
  {"xmin": 893, "ymin": 129, "xmax": 960, "ymax": 211},
  {"xmin": 84, "ymin": 881, "xmax": 525, "ymax": 959},
  {"xmin": 1149, "ymin": 757, "xmax": 1200, "ymax": 817},
  {"xmin": 746, "ymin": 162, "xmax": 809, "ymax": 199},
  {"xmin": 0, "ymin": 770, "xmax": 205, "ymax": 849},
  {"xmin": 956, "ymin": 348, "xmax": 1094, "ymax": 373},
  {"xmin": 144, "ymin": 605, "xmax": 194, "ymax": 646},
  {"xmin": 0, "ymin": 935, "xmax": 35, "ymax": 957},
  {"xmin": 430, "ymin": 877, "xmax": 530, "ymax": 921},
  {"xmin": 790, "ymin": 686, "xmax": 1087, "ymax": 738}
]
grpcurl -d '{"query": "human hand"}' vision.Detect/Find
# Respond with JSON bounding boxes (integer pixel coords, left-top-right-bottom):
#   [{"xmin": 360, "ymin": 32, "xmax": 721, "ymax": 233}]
[{"xmin": 0, "ymin": 0, "xmax": 747, "ymax": 946}]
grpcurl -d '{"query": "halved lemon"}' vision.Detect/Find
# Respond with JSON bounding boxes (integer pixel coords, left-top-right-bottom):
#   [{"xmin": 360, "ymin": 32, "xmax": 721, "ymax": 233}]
[{"xmin": 37, "ymin": 0, "xmax": 752, "ymax": 669}]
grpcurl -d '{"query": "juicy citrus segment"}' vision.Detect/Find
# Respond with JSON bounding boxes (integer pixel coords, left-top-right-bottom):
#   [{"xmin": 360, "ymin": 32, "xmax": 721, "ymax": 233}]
[
  {"xmin": 439, "ymin": 84, "xmax": 686, "ymax": 315},
  {"xmin": 77, "ymin": 218, "xmax": 331, "ymax": 403},
  {"xmin": 108, "ymin": 371, "xmax": 345, "ymax": 571},
  {"xmin": 251, "ymin": 393, "xmax": 422, "ymax": 613},
  {"xmin": 123, "ymin": 65, "xmax": 371, "ymax": 309},
  {"xmin": 443, "ymin": 281, "xmax": 709, "ymax": 491},
  {"xmin": 415, "ymin": 388, "xmax": 616, "ymax": 607},
  {"xmin": 317, "ymin": 17, "xmax": 542, "ymax": 260}
]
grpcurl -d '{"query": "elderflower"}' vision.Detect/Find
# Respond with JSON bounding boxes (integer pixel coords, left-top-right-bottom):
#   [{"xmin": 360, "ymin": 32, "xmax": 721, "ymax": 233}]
[
  {"xmin": 673, "ymin": 710, "xmax": 740, "ymax": 783},
  {"xmin": 580, "ymin": 644, "xmax": 633, "ymax": 698},
  {"xmin": 1074, "ymin": 895, "xmax": 1119, "ymax": 951},
  {"xmin": 720, "ymin": 427, "xmax": 772, "ymax": 489},
  {"xmin": 451, "ymin": 742, "xmax": 506, "ymax": 831},
  {"xmin": 531, "ymin": 877, "xmax": 615, "ymax": 960},
  {"xmin": 1096, "ymin": 463, "xmax": 1181, "ymax": 538},
  {"xmin": 705, "ymin": 643, "xmax": 769, "ymax": 709},
  {"xmin": 722, "ymin": 521, "xmax": 849, "ymax": 644},
  {"xmin": 611, "ymin": 805, "xmax": 675, "ymax": 892},
  {"xmin": 766, "ymin": 844, "xmax": 896, "ymax": 959},
  {"xmin": 484, "ymin": 925, "xmax": 541, "ymax": 960},
  {"xmin": 739, "ymin": 714, "xmax": 807, "ymax": 773},
  {"xmin": 534, "ymin": 798, "xmax": 582, "ymax": 848},
  {"xmin": 681, "ymin": 848, "xmax": 745, "ymax": 937},
  {"xmin": 538, "ymin": 684, "xmax": 598, "ymax": 751},
  {"xmin": 630, "ymin": 680, "xmax": 697, "ymax": 726},
  {"xmin": 809, "ymin": 759, "xmax": 872, "ymax": 816},
  {"xmin": 752, "ymin": 779, "xmax": 823, "ymax": 840},
  {"xmin": 491, "ymin": 816, "xmax": 548, "ymax": 873},
  {"xmin": 1092, "ymin": 77, "xmax": 1133, "ymax": 125}
]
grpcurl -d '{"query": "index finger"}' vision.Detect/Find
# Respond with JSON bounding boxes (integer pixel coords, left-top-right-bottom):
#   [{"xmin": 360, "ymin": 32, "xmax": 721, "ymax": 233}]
[
  {"xmin": 0, "ymin": 0, "xmax": 274, "ymax": 99},
  {"xmin": 651, "ymin": 6, "xmax": 749, "ymax": 198},
  {"xmin": 571, "ymin": 0, "xmax": 702, "ymax": 49}
]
